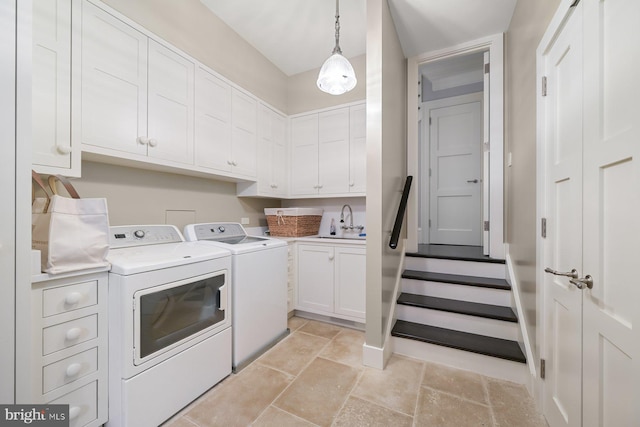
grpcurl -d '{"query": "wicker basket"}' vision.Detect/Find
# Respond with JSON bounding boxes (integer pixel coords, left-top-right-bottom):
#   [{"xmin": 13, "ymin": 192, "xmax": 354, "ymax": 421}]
[{"xmin": 265, "ymin": 208, "xmax": 323, "ymax": 237}]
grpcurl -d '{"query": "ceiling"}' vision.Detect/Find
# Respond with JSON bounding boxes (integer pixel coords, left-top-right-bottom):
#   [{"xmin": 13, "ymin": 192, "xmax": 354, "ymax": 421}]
[{"xmin": 200, "ymin": 0, "xmax": 517, "ymax": 76}]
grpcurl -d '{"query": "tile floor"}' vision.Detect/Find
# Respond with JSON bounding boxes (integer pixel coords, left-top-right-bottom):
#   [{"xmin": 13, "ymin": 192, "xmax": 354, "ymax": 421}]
[{"xmin": 165, "ymin": 317, "xmax": 548, "ymax": 427}]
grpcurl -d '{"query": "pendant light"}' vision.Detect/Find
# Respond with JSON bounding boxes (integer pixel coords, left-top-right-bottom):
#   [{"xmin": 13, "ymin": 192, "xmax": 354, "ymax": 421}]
[{"xmin": 317, "ymin": 0, "xmax": 357, "ymax": 95}]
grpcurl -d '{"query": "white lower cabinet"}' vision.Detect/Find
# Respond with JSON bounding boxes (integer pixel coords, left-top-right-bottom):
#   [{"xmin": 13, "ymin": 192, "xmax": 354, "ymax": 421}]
[
  {"xmin": 296, "ymin": 243, "xmax": 366, "ymax": 322},
  {"xmin": 24, "ymin": 271, "xmax": 108, "ymax": 427}
]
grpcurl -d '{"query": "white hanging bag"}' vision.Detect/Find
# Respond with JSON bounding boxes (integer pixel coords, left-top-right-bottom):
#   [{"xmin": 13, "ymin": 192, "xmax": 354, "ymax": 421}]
[{"xmin": 32, "ymin": 171, "xmax": 111, "ymax": 274}]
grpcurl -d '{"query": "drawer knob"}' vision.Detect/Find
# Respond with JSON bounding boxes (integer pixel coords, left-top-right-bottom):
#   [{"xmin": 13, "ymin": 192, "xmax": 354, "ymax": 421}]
[
  {"xmin": 69, "ymin": 406, "xmax": 82, "ymax": 420},
  {"xmin": 65, "ymin": 363, "xmax": 82, "ymax": 378},
  {"xmin": 64, "ymin": 292, "xmax": 82, "ymax": 306},
  {"xmin": 65, "ymin": 327, "xmax": 82, "ymax": 341}
]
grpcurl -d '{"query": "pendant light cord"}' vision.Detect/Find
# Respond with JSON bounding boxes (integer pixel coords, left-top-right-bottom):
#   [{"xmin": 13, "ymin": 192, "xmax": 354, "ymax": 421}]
[{"xmin": 333, "ymin": 0, "xmax": 342, "ymax": 55}]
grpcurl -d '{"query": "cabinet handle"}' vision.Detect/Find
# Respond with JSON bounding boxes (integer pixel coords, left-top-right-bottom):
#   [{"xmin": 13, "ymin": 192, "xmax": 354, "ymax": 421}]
[
  {"xmin": 349, "ymin": 181, "xmax": 354, "ymax": 187},
  {"xmin": 64, "ymin": 292, "xmax": 82, "ymax": 306},
  {"xmin": 69, "ymin": 406, "xmax": 81, "ymax": 420},
  {"xmin": 328, "ymin": 254, "xmax": 334, "ymax": 261},
  {"xmin": 148, "ymin": 138, "xmax": 158, "ymax": 147},
  {"xmin": 137, "ymin": 136, "xmax": 149, "ymax": 145},
  {"xmin": 65, "ymin": 327, "xmax": 82, "ymax": 341},
  {"xmin": 232, "ymin": 160, "xmax": 238, "ymax": 166},
  {"xmin": 318, "ymin": 184, "xmax": 323, "ymax": 189},
  {"xmin": 56, "ymin": 145, "xmax": 72, "ymax": 155},
  {"xmin": 227, "ymin": 160, "xmax": 233, "ymax": 165},
  {"xmin": 65, "ymin": 363, "xmax": 82, "ymax": 378}
]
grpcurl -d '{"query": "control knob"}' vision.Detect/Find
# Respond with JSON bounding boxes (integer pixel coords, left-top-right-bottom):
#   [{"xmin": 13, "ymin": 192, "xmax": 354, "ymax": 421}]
[
  {"xmin": 218, "ymin": 226, "xmax": 225, "ymax": 233},
  {"xmin": 133, "ymin": 230, "xmax": 145, "ymax": 239}
]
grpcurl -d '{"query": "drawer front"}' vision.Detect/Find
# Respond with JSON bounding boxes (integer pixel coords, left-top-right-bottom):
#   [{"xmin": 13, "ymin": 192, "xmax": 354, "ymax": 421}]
[
  {"xmin": 43, "ymin": 280, "xmax": 98, "ymax": 317},
  {"xmin": 43, "ymin": 347, "xmax": 98, "ymax": 394},
  {"xmin": 43, "ymin": 315, "xmax": 98, "ymax": 355},
  {"xmin": 51, "ymin": 381, "xmax": 98, "ymax": 427}
]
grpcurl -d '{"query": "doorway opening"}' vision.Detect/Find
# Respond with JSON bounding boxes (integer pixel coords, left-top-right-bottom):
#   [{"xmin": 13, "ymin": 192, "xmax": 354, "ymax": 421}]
[
  {"xmin": 418, "ymin": 51, "xmax": 488, "ymax": 251},
  {"xmin": 406, "ymin": 34, "xmax": 504, "ymax": 260}
]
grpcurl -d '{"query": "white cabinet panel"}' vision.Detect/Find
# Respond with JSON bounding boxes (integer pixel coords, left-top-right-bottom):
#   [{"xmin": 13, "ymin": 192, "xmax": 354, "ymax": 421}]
[
  {"xmin": 334, "ymin": 247, "xmax": 366, "ymax": 319},
  {"xmin": 291, "ymin": 114, "xmax": 319, "ymax": 196},
  {"xmin": 318, "ymin": 107, "xmax": 350, "ymax": 194},
  {"xmin": 147, "ymin": 39, "xmax": 194, "ymax": 165},
  {"xmin": 349, "ymin": 104, "xmax": 366, "ymax": 193},
  {"xmin": 32, "ymin": 0, "xmax": 77, "ymax": 175},
  {"xmin": 195, "ymin": 66, "xmax": 232, "ymax": 172},
  {"xmin": 80, "ymin": 1, "xmax": 147, "ymax": 156},
  {"xmin": 231, "ymin": 89, "xmax": 257, "ymax": 178},
  {"xmin": 252, "ymin": 103, "xmax": 287, "ymax": 196},
  {"xmin": 296, "ymin": 244, "xmax": 334, "ymax": 314}
]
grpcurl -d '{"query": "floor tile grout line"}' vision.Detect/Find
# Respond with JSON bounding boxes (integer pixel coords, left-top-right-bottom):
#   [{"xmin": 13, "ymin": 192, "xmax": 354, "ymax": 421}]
[
  {"xmin": 411, "ymin": 360, "xmax": 427, "ymax": 427},
  {"xmin": 419, "ymin": 383, "xmax": 493, "ymax": 409},
  {"xmin": 329, "ymin": 363, "xmax": 369, "ymax": 427},
  {"xmin": 482, "ymin": 376, "xmax": 499, "ymax": 427}
]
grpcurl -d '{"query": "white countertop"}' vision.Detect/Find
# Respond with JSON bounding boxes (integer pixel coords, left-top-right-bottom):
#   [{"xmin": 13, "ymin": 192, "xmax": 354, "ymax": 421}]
[{"xmin": 269, "ymin": 235, "xmax": 366, "ymax": 245}]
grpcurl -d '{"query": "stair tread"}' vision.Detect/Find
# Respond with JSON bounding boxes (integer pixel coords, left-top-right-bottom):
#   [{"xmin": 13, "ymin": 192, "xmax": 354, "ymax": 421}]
[
  {"xmin": 402, "ymin": 270, "xmax": 511, "ymax": 290},
  {"xmin": 391, "ymin": 320, "xmax": 526, "ymax": 363},
  {"xmin": 398, "ymin": 293, "xmax": 518, "ymax": 322},
  {"xmin": 406, "ymin": 244, "xmax": 505, "ymax": 264}
]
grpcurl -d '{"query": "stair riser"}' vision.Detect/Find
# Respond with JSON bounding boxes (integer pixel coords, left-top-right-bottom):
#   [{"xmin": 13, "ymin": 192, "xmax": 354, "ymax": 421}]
[
  {"xmin": 392, "ymin": 337, "xmax": 528, "ymax": 384},
  {"xmin": 396, "ymin": 305, "xmax": 519, "ymax": 341},
  {"xmin": 401, "ymin": 279, "xmax": 511, "ymax": 306},
  {"xmin": 405, "ymin": 257, "xmax": 506, "ymax": 279}
]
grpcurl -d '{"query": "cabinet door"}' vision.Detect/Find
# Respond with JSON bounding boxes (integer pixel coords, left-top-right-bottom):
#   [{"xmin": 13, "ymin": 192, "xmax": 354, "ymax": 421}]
[
  {"xmin": 271, "ymin": 110, "xmax": 288, "ymax": 196},
  {"xmin": 147, "ymin": 39, "xmax": 194, "ymax": 165},
  {"xmin": 296, "ymin": 244, "xmax": 334, "ymax": 314},
  {"xmin": 231, "ymin": 89, "xmax": 257, "ymax": 178},
  {"xmin": 334, "ymin": 247, "xmax": 366, "ymax": 320},
  {"xmin": 32, "ymin": 0, "xmax": 76, "ymax": 175},
  {"xmin": 80, "ymin": 1, "xmax": 147, "ymax": 156},
  {"xmin": 256, "ymin": 104, "xmax": 274, "ymax": 194},
  {"xmin": 349, "ymin": 104, "xmax": 366, "ymax": 193},
  {"xmin": 195, "ymin": 66, "xmax": 232, "ymax": 172},
  {"xmin": 291, "ymin": 114, "xmax": 319, "ymax": 195},
  {"xmin": 318, "ymin": 107, "xmax": 350, "ymax": 194}
]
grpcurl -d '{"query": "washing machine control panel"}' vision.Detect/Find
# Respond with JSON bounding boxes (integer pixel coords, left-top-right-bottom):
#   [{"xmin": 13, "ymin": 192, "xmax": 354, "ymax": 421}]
[
  {"xmin": 109, "ymin": 225, "xmax": 184, "ymax": 248},
  {"xmin": 187, "ymin": 223, "xmax": 246, "ymax": 241}
]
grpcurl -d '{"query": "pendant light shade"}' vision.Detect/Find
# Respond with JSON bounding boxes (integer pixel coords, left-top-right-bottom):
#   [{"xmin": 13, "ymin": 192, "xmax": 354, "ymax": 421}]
[{"xmin": 317, "ymin": 0, "xmax": 357, "ymax": 95}]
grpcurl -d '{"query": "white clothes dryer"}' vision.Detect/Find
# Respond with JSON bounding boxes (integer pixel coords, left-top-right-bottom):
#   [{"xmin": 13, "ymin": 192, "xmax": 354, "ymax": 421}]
[
  {"xmin": 106, "ymin": 225, "xmax": 232, "ymax": 427},
  {"xmin": 184, "ymin": 222, "xmax": 288, "ymax": 371}
]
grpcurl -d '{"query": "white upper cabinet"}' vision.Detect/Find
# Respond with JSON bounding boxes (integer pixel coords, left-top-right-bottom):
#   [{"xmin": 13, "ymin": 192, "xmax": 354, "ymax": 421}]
[
  {"xmin": 195, "ymin": 68, "xmax": 257, "ymax": 179},
  {"xmin": 349, "ymin": 103, "xmax": 366, "ymax": 193},
  {"xmin": 79, "ymin": 1, "xmax": 194, "ymax": 165},
  {"xmin": 290, "ymin": 103, "xmax": 365, "ymax": 197},
  {"xmin": 291, "ymin": 114, "xmax": 320, "ymax": 196},
  {"xmin": 32, "ymin": 0, "xmax": 79, "ymax": 176},
  {"xmin": 195, "ymin": 66, "xmax": 232, "ymax": 173}
]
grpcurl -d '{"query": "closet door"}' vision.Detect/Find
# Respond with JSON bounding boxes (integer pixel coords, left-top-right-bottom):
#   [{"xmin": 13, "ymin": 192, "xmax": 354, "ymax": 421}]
[{"xmin": 580, "ymin": 0, "xmax": 640, "ymax": 425}]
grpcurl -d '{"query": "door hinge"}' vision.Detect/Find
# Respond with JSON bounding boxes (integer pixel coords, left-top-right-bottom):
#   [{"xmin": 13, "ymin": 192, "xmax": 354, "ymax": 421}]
[
  {"xmin": 484, "ymin": 63, "xmax": 490, "ymax": 74},
  {"xmin": 429, "ymin": 168, "xmax": 432, "ymax": 177},
  {"xmin": 542, "ymin": 76, "xmax": 548, "ymax": 97},
  {"xmin": 484, "ymin": 221, "xmax": 490, "ymax": 232},
  {"xmin": 541, "ymin": 218, "xmax": 547, "ymax": 238},
  {"xmin": 428, "ymin": 219, "xmax": 432, "ymax": 228},
  {"xmin": 540, "ymin": 359, "xmax": 546, "ymax": 379},
  {"xmin": 429, "ymin": 116, "xmax": 432, "ymax": 126}
]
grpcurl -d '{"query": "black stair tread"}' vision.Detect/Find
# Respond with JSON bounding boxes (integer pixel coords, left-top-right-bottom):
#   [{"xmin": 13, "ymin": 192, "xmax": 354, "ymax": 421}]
[
  {"xmin": 391, "ymin": 320, "xmax": 526, "ymax": 363},
  {"xmin": 406, "ymin": 244, "xmax": 505, "ymax": 264},
  {"xmin": 402, "ymin": 270, "xmax": 511, "ymax": 290},
  {"xmin": 397, "ymin": 293, "xmax": 518, "ymax": 322}
]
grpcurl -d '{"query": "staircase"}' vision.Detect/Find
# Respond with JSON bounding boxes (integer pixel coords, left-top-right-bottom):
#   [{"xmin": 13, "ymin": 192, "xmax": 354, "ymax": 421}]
[{"xmin": 391, "ymin": 244, "xmax": 528, "ymax": 383}]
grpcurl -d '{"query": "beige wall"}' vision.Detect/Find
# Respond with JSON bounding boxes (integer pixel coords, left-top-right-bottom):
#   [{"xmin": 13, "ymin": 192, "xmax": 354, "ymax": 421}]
[
  {"xmin": 287, "ymin": 54, "xmax": 367, "ymax": 115},
  {"xmin": 505, "ymin": 0, "xmax": 561, "ymax": 360},
  {"xmin": 101, "ymin": 0, "xmax": 288, "ymax": 113},
  {"xmin": 75, "ymin": 162, "xmax": 277, "ymax": 231},
  {"xmin": 365, "ymin": 0, "xmax": 407, "ymax": 350}
]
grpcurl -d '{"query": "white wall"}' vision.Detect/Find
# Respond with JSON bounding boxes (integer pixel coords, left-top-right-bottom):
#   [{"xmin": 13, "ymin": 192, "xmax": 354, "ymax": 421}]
[
  {"xmin": 505, "ymin": 0, "xmax": 561, "ymax": 362},
  {"xmin": 365, "ymin": 0, "xmax": 407, "ymax": 356},
  {"xmin": 282, "ymin": 198, "xmax": 366, "ymax": 237}
]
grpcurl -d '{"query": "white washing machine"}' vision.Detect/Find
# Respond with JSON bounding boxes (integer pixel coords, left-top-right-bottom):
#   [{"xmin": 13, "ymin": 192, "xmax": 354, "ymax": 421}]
[
  {"xmin": 184, "ymin": 222, "xmax": 288, "ymax": 371},
  {"xmin": 106, "ymin": 225, "xmax": 232, "ymax": 427}
]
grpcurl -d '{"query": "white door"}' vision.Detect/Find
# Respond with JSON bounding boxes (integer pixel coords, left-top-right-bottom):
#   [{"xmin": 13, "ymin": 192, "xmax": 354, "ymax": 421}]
[
  {"xmin": 231, "ymin": 89, "xmax": 257, "ymax": 178},
  {"xmin": 147, "ymin": 40, "xmax": 194, "ymax": 165},
  {"xmin": 349, "ymin": 104, "xmax": 367, "ymax": 193},
  {"xmin": 291, "ymin": 114, "xmax": 319, "ymax": 196},
  {"xmin": 334, "ymin": 246, "xmax": 366, "ymax": 320},
  {"xmin": 482, "ymin": 52, "xmax": 490, "ymax": 255},
  {"xmin": 318, "ymin": 107, "xmax": 350, "ymax": 194},
  {"xmin": 542, "ymin": 5, "xmax": 584, "ymax": 425},
  {"xmin": 271, "ymin": 110, "xmax": 287, "ymax": 196},
  {"xmin": 542, "ymin": 1, "xmax": 640, "ymax": 426},
  {"xmin": 580, "ymin": 0, "xmax": 639, "ymax": 424},
  {"xmin": 81, "ymin": 1, "xmax": 147, "ymax": 155},
  {"xmin": 296, "ymin": 244, "xmax": 334, "ymax": 315},
  {"xmin": 429, "ymin": 96, "xmax": 482, "ymax": 245}
]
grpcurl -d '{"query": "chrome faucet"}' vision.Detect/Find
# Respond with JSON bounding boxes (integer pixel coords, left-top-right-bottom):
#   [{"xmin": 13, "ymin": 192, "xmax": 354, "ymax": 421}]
[{"xmin": 340, "ymin": 204, "xmax": 353, "ymax": 229}]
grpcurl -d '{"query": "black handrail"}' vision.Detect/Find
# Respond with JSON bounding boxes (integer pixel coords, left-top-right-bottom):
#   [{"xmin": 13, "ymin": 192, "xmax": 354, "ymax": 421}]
[{"xmin": 389, "ymin": 176, "xmax": 413, "ymax": 249}]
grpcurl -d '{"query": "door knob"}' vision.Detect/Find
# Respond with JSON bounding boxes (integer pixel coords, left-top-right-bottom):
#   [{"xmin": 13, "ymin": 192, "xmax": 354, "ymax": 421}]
[
  {"xmin": 467, "ymin": 179, "xmax": 479, "ymax": 183},
  {"xmin": 544, "ymin": 267, "xmax": 579, "ymax": 279},
  {"xmin": 569, "ymin": 275, "xmax": 593, "ymax": 290}
]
